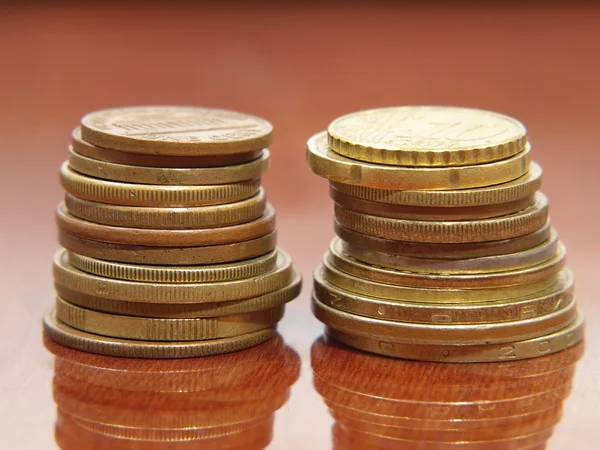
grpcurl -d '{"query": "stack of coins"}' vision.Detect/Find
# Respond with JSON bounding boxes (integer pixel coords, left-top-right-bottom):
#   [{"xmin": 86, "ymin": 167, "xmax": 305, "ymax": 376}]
[
  {"xmin": 44, "ymin": 106, "xmax": 301, "ymax": 358},
  {"xmin": 307, "ymin": 106, "xmax": 584, "ymax": 362}
]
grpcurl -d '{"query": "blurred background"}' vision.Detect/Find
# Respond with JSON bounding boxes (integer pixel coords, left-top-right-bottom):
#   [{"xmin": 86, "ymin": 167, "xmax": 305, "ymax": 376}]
[{"xmin": 1, "ymin": 1, "xmax": 599, "ymax": 449}]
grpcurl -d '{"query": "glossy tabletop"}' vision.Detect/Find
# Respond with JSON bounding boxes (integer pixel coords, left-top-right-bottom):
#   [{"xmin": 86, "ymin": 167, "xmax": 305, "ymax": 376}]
[{"xmin": 1, "ymin": 2, "xmax": 599, "ymax": 449}]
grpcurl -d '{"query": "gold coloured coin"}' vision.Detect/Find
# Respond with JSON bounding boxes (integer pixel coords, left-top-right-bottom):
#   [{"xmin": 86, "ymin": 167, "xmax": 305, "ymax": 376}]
[
  {"xmin": 80, "ymin": 106, "xmax": 273, "ymax": 156},
  {"xmin": 56, "ymin": 203, "xmax": 276, "ymax": 247},
  {"xmin": 335, "ymin": 192, "xmax": 548, "ymax": 244},
  {"xmin": 329, "ymin": 238, "xmax": 565, "ymax": 288},
  {"xmin": 53, "ymin": 249, "xmax": 293, "ymax": 303},
  {"xmin": 325, "ymin": 310, "xmax": 585, "ymax": 362},
  {"xmin": 335, "ymin": 220, "xmax": 551, "ymax": 260},
  {"xmin": 68, "ymin": 250, "xmax": 278, "ymax": 283},
  {"xmin": 68, "ymin": 147, "xmax": 270, "ymax": 185},
  {"xmin": 72, "ymin": 127, "xmax": 262, "ymax": 168},
  {"xmin": 329, "ymin": 162, "xmax": 542, "ymax": 207},
  {"xmin": 330, "ymin": 187, "xmax": 534, "ymax": 220},
  {"xmin": 307, "ymin": 131, "xmax": 531, "ymax": 190},
  {"xmin": 58, "ymin": 230, "xmax": 277, "ymax": 265},
  {"xmin": 313, "ymin": 296, "xmax": 576, "ymax": 345},
  {"xmin": 314, "ymin": 268, "xmax": 574, "ymax": 324},
  {"xmin": 327, "ymin": 106, "xmax": 527, "ymax": 167},
  {"xmin": 56, "ymin": 298, "xmax": 284, "ymax": 341},
  {"xmin": 64, "ymin": 189, "xmax": 266, "ymax": 229},
  {"xmin": 57, "ymin": 271, "xmax": 301, "ymax": 318},
  {"xmin": 320, "ymin": 260, "xmax": 559, "ymax": 303},
  {"xmin": 43, "ymin": 311, "xmax": 276, "ymax": 358},
  {"xmin": 60, "ymin": 162, "xmax": 261, "ymax": 207}
]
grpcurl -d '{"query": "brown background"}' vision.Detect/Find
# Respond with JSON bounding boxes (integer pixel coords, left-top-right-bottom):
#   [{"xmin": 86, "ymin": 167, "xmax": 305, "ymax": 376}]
[{"xmin": 1, "ymin": 2, "xmax": 599, "ymax": 448}]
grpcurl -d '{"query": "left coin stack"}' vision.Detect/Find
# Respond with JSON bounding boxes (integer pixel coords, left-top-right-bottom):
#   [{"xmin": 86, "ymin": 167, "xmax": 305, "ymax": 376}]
[{"xmin": 44, "ymin": 106, "xmax": 302, "ymax": 358}]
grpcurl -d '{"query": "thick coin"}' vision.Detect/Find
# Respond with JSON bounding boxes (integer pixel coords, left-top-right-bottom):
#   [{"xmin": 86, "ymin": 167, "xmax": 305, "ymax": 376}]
[
  {"xmin": 68, "ymin": 147, "xmax": 270, "ymax": 185},
  {"xmin": 341, "ymin": 229, "xmax": 559, "ymax": 274},
  {"xmin": 58, "ymin": 230, "xmax": 277, "ymax": 265},
  {"xmin": 57, "ymin": 271, "xmax": 302, "ymax": 318},
  {"xmin": 60, "ymin": 162, "xmax": 261, "ymax": 207},
  {"xmin": 72, "ymin": 127, "xmax": 262, "ymax": 168},
  {"xmin": 56, "ymin": 298, "xmax": 284, "ymax": 341},
  {"xmin": 320, "ymin": 260, "xmax": 559, "ymax": 303},
  {"xmin": 64, "ymin": 189, "xmax": 266, "ymax": 230},
  {"xmin": 328, "ymin": 106, "xmax": 527, "ymax": 167},
  {"xmin": 68, "ymin": 250, "xmax": 278, "ymax": 283},
  {"xmin": 314, "ymin": 268, "xmax": 574, "ymax": 324},
  {"xmin": 325, "ymin": 310, "xmax": 585, "ymax": 362},
  {"xmin": 54, "ymin": 249, "xmax": 293, "ymax": 303},
  {"xmin": 80, "ymin": 106, "xmax": 273, "ymax": 156},
  {"xmin": 313, "ymin": 296, "xmax": 576, "ymax": 345},
  {"xmin": 336, "ymin": 220, "xmax": 551, "ymax": 260},
  {"xmin": 335, "ymin": 192, "xmax": 548, "ymax": 243},
  {"xmin": 328, "ymin": 238, "xmax": 566, "ymax": 288},
  {"xmin": 330, "ymin": 162, "xmax": 542, "ymax": 207},
  {"xmin": 307, "ymin": 131, "xmax": 530, "ymax": 190},
  {"xmin": 331, "ymin": 187, "xmax": 534, "ymax": 220},
  {"xmin": 56, "ymin": 203, "xmax": 276, "ymax": 247},
  {"xmin": 43, "ymin": 311, "xmax": 276, "ymax": 358}
]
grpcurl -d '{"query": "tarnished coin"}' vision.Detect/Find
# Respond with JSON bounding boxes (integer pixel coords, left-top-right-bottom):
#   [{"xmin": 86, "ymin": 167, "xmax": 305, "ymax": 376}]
[
  {"xmin": 80, "ymin": 106, "xmax": 273, "ymax": 156},
  {"xmin": 328, "ymin": 106, "xmax": 527, "ymax": 167},
  {"xmin": 56, "ymin": 298, "xmax": 284, "ymax": 341},
  {"xmin": 325, "ymin": 310, "xmax": 584, "ymax": 362},
  {"xmin": 307, "ymin": 131, "xmax": 531, "ymax": 190},
  {"xmin": 43, "ymin": 311, "xmax": 276, "ymax": 358}
]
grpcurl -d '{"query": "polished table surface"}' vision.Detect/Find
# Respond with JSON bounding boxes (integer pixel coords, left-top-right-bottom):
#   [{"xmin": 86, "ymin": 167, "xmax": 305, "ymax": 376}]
[{"xmin": 1, "ymin": 2, "xmax": 599, "ymax": 449}]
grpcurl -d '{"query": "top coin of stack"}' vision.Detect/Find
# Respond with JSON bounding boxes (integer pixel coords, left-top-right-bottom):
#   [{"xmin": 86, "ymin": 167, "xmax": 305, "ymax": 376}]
[
  {"xmin": 307, "ymin": 106, "xmax": 584, "ymax": 362},
  {"xmin": 44, "ymin": 106, "xmax": 301, "ymax": 358}
]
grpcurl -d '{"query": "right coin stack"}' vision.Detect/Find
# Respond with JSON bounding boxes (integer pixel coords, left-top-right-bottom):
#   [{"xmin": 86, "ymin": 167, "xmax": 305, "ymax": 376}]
[{"xmin": 307, "ymin": 106, "xmax": 584, "ymax": 362}]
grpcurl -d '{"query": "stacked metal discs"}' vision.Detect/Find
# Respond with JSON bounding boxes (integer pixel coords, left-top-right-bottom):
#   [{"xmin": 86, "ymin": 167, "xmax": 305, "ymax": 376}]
[
  {"xmin": 44, "ymin": 106, "xmax": 301, "ymax": 358},
  {"xmin": 307, "ymin": 106, "xmax": 584, "ymax": 362}
]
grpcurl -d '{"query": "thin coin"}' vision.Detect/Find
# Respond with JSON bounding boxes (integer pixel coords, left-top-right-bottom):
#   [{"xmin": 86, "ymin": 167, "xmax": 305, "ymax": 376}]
[
  {"xmin": 68, "ymin": 250, "xmax": 278, "ymax": 283},
  {"xmin": 335, "ymin": 220, "xmax": 551, "ymax": 259},
  {"xmin": 325, "ymin": 310, "xmax": 585, "ymax": 362},
  {"xmin": 328, "ymin": 238, "xmax": 566, "ymax": 288},
  {"xmin": 64, "ymin": 189, "xmax": 266, "ymax": 230},
  {"xmin": 331, "ymin": 187, "xmax": 534, "ymax": 220},
  {"xmin": 72, "ymin": 127, "xmax": 262, "ymax": 168},
  {"xmin": 307, "ymin": 131, "xmax": 530, "ymax": 190},
  {"xmin": 43, "ymin": 311, "xmax": 276, "ymax": 358},
  {"xmin": 80, "ymin": 106, "xmax": 273, "ymax": 156},
  {"xmin": 56, "ymin": 298, "xmax": 284, "ymax": 341},
  {"xmin": 327, "ymin": 106, "xmax": 527, "ymax": 167},
  {"xmin": 60, "ymin": 162, "xmax": 261, "ymax": 207},
  {"xmin": 314, "ymin": 268, "xmax": 574, "ymax": 324},
  {"xmin": 335, "ymin": 192, "xmax": 548, "ymax": 243},
  {"xmin": 56, "ymin": 271, "xmax": 302, "ymax": 318},
  {"xmin": 320, "ymin": 260, "xmax": 559, "ymax": 303},
  {"xmin": 329, "ymin": 162, "xmax": 542, "ymax": 207},
  {"xmin": 341, "ymin": 229, "xmax": 559, "ymax": 274},
  {"xmin": 53, "ymin": 249, "xmax": 294, "ymax": 303},
  {"xmin": 313, "ymin": 296, "xmax": 577, "ymax": 345},
  {"xmin": 58, "ymin": 230, "xmax": 277, "ymax": 265},
  {"xmin": 68, "ymin": 147, "xmax": 270, "ymax": 185}
]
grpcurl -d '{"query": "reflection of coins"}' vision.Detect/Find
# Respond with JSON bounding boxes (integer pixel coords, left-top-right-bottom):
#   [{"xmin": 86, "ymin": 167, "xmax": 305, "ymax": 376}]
[
  {"xmin": 328, "ymin": 106, "xmax": 527, "ymax": 166},
  {"xmin": 44, "ymin": 311, "xmax": 276, "ymax": 358},
  {"xmin": 58, "ymin": 230, "xmax": 277, "ymax": 265},
  {"xmin": 54, "ymin": 249, "xmax": 294, "ymax": 303},
  {"xmin": 56, "ymin": 298, "xmax": 284, "ymax": 341},
  {"xmin": 60, "ymin": 162, "xmax": 261, "ymax": 207},
  {"xmin": 307, "ymin": 131, "xmax": 531, "ymax": 189},
  {"xmin": 81, "ymin": 106, "xmax": 273, "ymax": 155},
  {"xmin": 326, "ymin": 309, "xmax": 584, "ymax": 362},
  {"xmin": 57, "ymin": 271, "xmax": 301, "ymax": 318},
  {"xmin": 68, "ymin": 250, "xmax": 278, "ymax": 283},
  {"xmin": 68, "ymin": 147, "xmax": 270, "ymax": 185}
]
